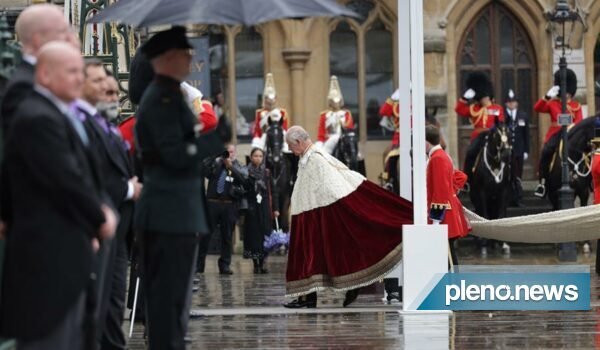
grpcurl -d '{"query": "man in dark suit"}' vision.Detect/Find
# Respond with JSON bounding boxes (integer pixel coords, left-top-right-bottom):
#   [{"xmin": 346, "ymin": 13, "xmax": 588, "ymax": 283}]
[
  {"xmin": 504, "ymin": 89, "xmax": 530, "ymax": 207},
  {"xmin": 197, "ymin": 143, "xmax": 248, "ymax": 275},
  {"xmin": 0, "ymin": 42, "xmax": 117, "ymax": 349},
  {"xmin": 134, "ymin": 27, "xmax": 223, "ymax": 349},
  {"xmin": 74, "ymin": 59, "xmax": 141, "ymax": 349},
  {"xmin": 0, "ymin": 4, "xmax": 70, "ymax": 135}
]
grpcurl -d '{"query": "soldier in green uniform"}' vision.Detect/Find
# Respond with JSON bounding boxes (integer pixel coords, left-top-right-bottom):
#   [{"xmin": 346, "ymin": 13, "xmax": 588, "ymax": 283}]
[{"xmin": 134, "ymin": 26, "xmax": 223, "ymax": 349}]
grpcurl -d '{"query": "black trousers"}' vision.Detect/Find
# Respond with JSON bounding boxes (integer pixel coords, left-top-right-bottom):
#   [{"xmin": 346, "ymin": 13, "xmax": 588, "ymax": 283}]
[
  {"xmin": 100, "ymin": 231, "xmax": 128, "ymax": 350},
  {"xmin": 198, "ymin": 201, "xmax": 235, "ymax": 272},
  {"xmin": 449, "ymin": 238, "xmax": 459, "ymax": 267},
  {"xmin": 141, "ymin": 231, "xmax": 198, "ymax": 350},
  {"xmin": 539, "ymin": 133, "xmax": 561, "ymax": 181},
  {"xmin": 463, "ymin": 132, "xmax": 488, "ymax": 179},
  {"xmin": 511, "ymin": 155, "xmax": 524, "ymax": 204}
]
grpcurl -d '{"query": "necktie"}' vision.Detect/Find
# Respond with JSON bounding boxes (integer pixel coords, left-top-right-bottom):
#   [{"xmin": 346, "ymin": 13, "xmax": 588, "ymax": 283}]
[
  {"xmin": 216, "ymin": 168, "xmax": 227, "ymax": 194},
  {"xmin": 65, "ymin": 109, "xmax": 90, "ymax": 146}
]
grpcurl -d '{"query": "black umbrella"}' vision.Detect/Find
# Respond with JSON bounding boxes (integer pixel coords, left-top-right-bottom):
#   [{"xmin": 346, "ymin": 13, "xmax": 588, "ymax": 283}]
[{"xmin": 87, "ymin": 0, "xmax": 360, "ymax": 27}]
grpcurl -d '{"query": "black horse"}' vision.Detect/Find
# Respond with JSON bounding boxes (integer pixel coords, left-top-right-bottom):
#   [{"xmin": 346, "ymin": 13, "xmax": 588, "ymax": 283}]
[
  {"xmin": 545, "ymin": 115, "xmax": 596, "ymax": 211},
  {"xmin": 470, "ymin": 125, "xmax": 512, "ymax": 254},
  {"xmin": 264, "ymin": 119, "xmax": 295, "ymax": 232},
  {"xmin": 333, "ymin": 126, "xmax": 364, "ymax": 174}
]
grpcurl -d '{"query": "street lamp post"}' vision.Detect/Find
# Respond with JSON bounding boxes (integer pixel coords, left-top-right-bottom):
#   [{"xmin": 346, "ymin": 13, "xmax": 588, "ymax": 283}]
[{"xmin": 548, "ymin": 0, "xmax": 579, "ymax": 261}]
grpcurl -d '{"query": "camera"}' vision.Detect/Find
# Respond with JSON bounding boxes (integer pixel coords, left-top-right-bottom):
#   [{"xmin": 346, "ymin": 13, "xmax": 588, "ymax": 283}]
[{"xmin": 221, "ymin": 150, "xmax": 230, "ymax": 159}]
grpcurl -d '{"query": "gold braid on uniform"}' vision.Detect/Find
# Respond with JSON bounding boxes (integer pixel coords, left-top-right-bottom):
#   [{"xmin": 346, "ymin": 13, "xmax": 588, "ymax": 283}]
[{"xmin": 469, "ymin": 104, "xmax": 487, "ymax": 127}]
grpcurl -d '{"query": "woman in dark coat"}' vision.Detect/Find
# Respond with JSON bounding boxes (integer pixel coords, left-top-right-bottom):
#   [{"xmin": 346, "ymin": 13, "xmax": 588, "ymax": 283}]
[{"xmin": 243, "ymin": 148, "xmax": 279, "ymax": 273}]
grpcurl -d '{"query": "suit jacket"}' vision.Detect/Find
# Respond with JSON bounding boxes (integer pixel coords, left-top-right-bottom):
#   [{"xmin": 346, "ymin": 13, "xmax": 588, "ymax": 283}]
[
  {"xmin": 505, "ymin": 108, "xmax": 530, "ymax": 156},
  {"xmin": 0, "ymin": 91, "xmax": 106, "ymax": 340},
  {"xmin": 134, "ymin": 75, "xmax": 224, "ymax": 234},
  {"xmin": 0, "ymin": 61, "xmax": 34, "ymax": 136},
  {"xmin": 79, "ymin": 108, "xmax": 135, "ymax": 242},
  {"xmin": 205, "ymin": 158, "xmax": 248, "ymax": 201},
  {"xmin": 0, "ymin": 62, "xmax": 34, "ymax": 222}
]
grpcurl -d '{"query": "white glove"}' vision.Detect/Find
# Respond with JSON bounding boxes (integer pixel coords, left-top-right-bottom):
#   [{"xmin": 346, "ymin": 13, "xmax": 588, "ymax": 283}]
[
  {"xmin": 546, "ymin": 85, "xmax": 560, "ymax": 99},
  {"xmin": 181, "ymin": 82, "xmax": 203, "ymax": 102},
  {"xmin": 391, "ymin": 88, "xmax": 401, "ymax": 101},
  {"xmin": 463, "ymin": 88, "xmax": 476, "ymax": 100},
  {"xmin": 432, "ymin": 220, "xmax": 441, "ymax": 225},
  {"xmin": 379, "ymin": 117, "xmax": 395, "ymax": 132},
  {"xmin": 523, "ymin": 152, "xmax": 529, "ymax": 161}
]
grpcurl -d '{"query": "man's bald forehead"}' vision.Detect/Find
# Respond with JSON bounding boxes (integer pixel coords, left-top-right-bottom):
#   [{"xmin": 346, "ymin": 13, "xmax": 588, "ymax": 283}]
[
  {"xmin": 38, "ymin": 41, "xmax": 81, "ymax": 65},
  {"xmin": 16, "ymin": 4, "xmax": 65, "ymax": 43}
]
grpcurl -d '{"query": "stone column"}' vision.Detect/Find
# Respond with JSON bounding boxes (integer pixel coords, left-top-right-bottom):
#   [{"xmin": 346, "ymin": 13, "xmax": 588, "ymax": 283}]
[{"xmin": 280, "ymin": 19, "xmax": 313, "ymax": 127}]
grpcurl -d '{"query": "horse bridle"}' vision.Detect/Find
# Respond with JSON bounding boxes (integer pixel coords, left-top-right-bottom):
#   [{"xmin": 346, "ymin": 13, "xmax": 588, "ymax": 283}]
[{"xmin": 483, "ymin": 127, "xmax": 510, "ymax": 184}]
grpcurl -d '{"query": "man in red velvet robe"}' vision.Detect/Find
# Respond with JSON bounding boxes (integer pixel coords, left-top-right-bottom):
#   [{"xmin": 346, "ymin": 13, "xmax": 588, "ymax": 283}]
[
  {"xmin": 425, "ymin": 125, "xmax": 470, "ymax": 266},
  {"xmin": 282, "ymin": 126, "xmax": 413, "ymax": 308}
]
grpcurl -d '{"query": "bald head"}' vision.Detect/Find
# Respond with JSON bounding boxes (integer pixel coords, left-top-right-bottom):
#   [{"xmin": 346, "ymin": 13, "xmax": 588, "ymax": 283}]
[
  {"xmin": 286, "ymin": 126, "xmax": 312, "ymax": 156},
  {"xmin": 36, "ymin": 41, "xmax": 84, "ymax": 103},
  {"xmin": 16, "ymin": 4, "xmax": 70, "ymax": 56}
]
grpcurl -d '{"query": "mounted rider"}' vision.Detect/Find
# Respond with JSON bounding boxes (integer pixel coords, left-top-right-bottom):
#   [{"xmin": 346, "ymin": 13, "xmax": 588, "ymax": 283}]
[
  {"xmin": 316, "ymin": 76, "xmax": 355, "ymax": 154},
  {"xmin": 455, "ymin": 72, "xmax": 505, "ymax": 183},
  {"xmin": 534, "ymin": 68, "xmax": 583, "ymax": 197},
  {"xmin": 252, "ymin": 73, "xmax": 289, "ymax": 151}
]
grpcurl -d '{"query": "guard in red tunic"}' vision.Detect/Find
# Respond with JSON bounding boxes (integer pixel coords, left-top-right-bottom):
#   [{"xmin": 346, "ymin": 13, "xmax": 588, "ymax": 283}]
[
  {"xmin": 534, "ymin": 68, "xmax": 583, "ymax": 197},
  {"xmin": 426, "ymin": 125, "xmax": 470, "ymax": 266},
  {"xmin": 589, "ymin": 119, "xmax": 600, "ymax": 274},
  {"xmin": 379, "ymin": 88, "xmax": 400, "ymax": 147},
  {"xmin": 455, "ymin": 72, "xmax": 505, "ymax": 182},
  {"xmin": 252, "ymin": 73, "xmax": 289, "ymax": 150},
  {"xmin": 316, "ymin": 76, "xmax": 355, "ymax": 154}
]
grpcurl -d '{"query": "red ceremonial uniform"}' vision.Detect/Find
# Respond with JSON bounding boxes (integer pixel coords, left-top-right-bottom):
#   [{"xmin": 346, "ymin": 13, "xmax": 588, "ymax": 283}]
[
  {"xmin": 118, "ymin": 100, "xmax": 217, "ymax": 156},
  {"xmin": 317, "ymin": 109, "xmax": 354, "ymax": 142},
  {"xmin": 252, "ymin": 108, "xmax": 288, "ymax": 139},
  {"xmin": 427, "ymin": 146, "xmax": 470, "ymax": 239},
  {"xmin": 592, "ymin": 151, "xmax": 600, "ymax": 205},
  {"xmin": 533, "ymin": 98, "xmax": 583, "ymax": 144},
  {"xmin": 379, "ymin": 98, "xmax": 399, "ymax": 147},
  {"xmin": 454, "ymin": 99, "xmax": 505, "ymax": 140}
]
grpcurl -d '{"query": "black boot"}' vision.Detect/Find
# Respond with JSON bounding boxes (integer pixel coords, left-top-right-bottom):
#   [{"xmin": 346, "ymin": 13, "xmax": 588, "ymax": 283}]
[
  {"xmin": 258, "ymin": 258, "xmax": 268, "ymax": 274},
  {"xmin": 253, "ymin": 258, "xmax": 260, "ymax": 274},
  {"xmin": 343, "ymin": 288, "xmax": 360, "ymax": 307},
  {"xmin": 384, "ymin": 278, "xmax": 402, "ymax": 303}
]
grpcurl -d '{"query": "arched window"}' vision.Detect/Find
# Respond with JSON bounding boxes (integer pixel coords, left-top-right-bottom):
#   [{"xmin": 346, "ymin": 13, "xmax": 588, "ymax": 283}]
[
  {"xmin": 365, "ymin": 19, "xmax": 393, "ymax": 138},
  {"xmin": 330, "ymin": 21, "xmax": 359, "ymax": 130},
  {"xmin": 329, "ymin": 0, "xmax": 395, "ymax": 142},
  {"xmin": 457, "ymin": 3, "xmax": 538, "ymax": 179},
  {"xmin": 235, "ymin": 27, "xmax": 264, "ymax": 141},
  {"xmin": 594, "ymin": 36, "xmax": 600, "ymax": 113}
]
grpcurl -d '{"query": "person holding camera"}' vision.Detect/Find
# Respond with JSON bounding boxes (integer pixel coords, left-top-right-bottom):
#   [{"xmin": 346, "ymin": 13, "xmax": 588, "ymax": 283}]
[{"xmin": 198, "ymin": 144, "xmax": 248, "ymax": 275}]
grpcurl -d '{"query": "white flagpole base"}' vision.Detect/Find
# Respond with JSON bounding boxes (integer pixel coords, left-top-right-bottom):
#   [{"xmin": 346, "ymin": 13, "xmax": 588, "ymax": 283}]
[
  {"xmin": 402, "ymin": 224, "xmax": 448, "ymax": 311},
  {"xmin": 401, "ymin": 312, "xmax": 451, "ymax": 349}
]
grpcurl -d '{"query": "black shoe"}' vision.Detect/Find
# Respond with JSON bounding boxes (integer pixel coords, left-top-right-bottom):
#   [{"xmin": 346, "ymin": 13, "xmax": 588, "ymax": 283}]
[
  {"xmin": 259, "ymin": 268, "xmax": 268, "ymax": 274},
  {"xmin": 219, "ymin": 269, "xmax": 233, "ymax": 275},
  {"xmin": 193, "ymin": 278, "xmax": 200, "ymax": 285},
  {"xmin": 253, "ymin": 266, "xmax": 260, "ymax": 274},
  {"xmin": 283, "ymin": 298, "xmax": 316, "ymax": 308},
  {"xmin": 343, "ymin": 288, "xmax": 360, "ymax": 307},
  {"xmin": 192, "ymin": 286, "xmax": 199, "ymax": 293}
]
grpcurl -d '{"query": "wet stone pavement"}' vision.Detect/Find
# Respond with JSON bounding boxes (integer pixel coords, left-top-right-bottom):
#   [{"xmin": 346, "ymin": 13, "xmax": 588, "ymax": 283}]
[{"xmin": 126, "ymin": 242, "xmax": 600, "ymax": 349}]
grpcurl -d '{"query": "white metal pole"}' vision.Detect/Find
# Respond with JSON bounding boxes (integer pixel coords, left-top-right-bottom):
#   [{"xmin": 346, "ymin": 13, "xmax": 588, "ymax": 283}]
[
  {"xmin": 397, "ymin": 0, "xmax": 412, "ymax": 201},
  {"xmin": 409, "ymin": 0, "xmax": 427, "ymax": 225}
]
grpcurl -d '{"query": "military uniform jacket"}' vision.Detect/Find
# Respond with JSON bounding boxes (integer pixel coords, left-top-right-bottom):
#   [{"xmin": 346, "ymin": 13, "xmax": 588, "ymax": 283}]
[
  {"xmin": 426, "ymin": 146, "xmax": 470, "ymax": 239},
  {"xmin": 505, "ymin": 108, "xmax": 530, "ymax": 157},
  {"xmin": 455, "ymin": 99, "xmax": 505, "ymax": 140},
  {"xmin": 534, "ymin": 98, "xmax": 583, "ymax": 144},
  {"xmin": 317, "ymin": 109, "xmax": 354, "ymax": 142},
  {"xmin": 592, "ymin": 151, "xmax": 600, "ymax": 205},
  {"xmin": 134, "ymin": 75, "xmax": 223, "ymax": 234},
  {"xmin": 379, "ymin": 98, "xmax": 400, "ymax": 147}
]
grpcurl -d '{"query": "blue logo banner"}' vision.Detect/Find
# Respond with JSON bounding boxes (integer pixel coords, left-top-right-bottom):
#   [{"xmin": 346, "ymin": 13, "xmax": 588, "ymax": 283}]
[{"xmin": 417, "ymin": 265, "xmax": 590, "ymax": 311}]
